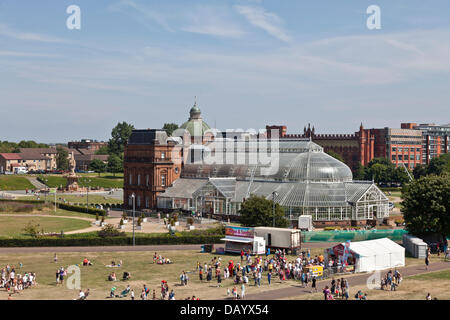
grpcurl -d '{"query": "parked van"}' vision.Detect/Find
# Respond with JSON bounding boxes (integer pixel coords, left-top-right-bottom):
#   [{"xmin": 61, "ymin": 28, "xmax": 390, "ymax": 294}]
[{"xmin": 14, "ymin": 167, "xmax": 28, "ymax": 174}]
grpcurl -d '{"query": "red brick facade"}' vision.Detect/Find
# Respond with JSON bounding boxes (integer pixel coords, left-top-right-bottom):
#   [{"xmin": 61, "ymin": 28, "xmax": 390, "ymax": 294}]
[
  {"xmin": 123, "ymin": 130, "xmax": 182, "ymax": 210},
  {"xmin": 268, "ymin": 124, "xmax": 375, "ymax": 172}
]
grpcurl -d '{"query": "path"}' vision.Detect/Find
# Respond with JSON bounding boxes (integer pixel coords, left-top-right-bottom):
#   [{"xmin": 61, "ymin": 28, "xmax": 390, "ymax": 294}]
[
  {"xmin": 25, "ymin": 177, "xmax": 47, "ymax": 190},
  {"xmin": 245, "ymin": 260, "xmax": 450, "ymax": 300}
]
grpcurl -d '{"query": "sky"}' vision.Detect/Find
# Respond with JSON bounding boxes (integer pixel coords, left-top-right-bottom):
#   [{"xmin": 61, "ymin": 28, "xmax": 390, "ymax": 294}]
[{"xmin": 0, "ymin": 0, "xmax": 449, "ymax": 143}]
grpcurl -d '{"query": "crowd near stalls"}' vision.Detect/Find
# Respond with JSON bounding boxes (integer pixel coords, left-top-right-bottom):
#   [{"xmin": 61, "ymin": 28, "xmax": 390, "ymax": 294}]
[{"xmin": 1, "ymin": 265, "xmax": 37, "ymax": 296}]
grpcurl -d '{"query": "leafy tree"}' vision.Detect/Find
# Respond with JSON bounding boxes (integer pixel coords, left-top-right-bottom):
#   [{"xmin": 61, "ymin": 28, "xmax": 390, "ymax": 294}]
[
  {"xmin": 413, "ymin": 164, "xmax": 428, "ymax": 179},
  {"xmin": 108, "ymin": 122, "xmax": 134, "ymax": 156},
  {"xmin": 163, "ymin": 123, "xmax": 179, "ymax": 137},
  {"xmin": 107, "ymin": 154, "xmax": 123, "ymax": 176},
  {"xmin": 402, "ymin": 174, "xmax": 450, "ymax": 243},
  {"xmin": 239, "ymin": 195, "xmax": 289, "ymax": 228},
  {"xmin": 427, "ymin": 153, "xmax": 450, "ymax": 176},
  {"xmin": 326, "ymin": 150, "xmax": 345, "ymax": 163},
  {"xmin": 89, "ymin": 159, "xmax": 107, "ymax": 176},
  {"xmin": 56, "ymin": 147, "xmax": 69, "ymax": 171},
  {"xmin": 353, "ymin": 163, "xmax": 367, "ymax": 180},
  {"xmin": 95, "ymin": 145, "xmax": 110, "ymax": 155}
]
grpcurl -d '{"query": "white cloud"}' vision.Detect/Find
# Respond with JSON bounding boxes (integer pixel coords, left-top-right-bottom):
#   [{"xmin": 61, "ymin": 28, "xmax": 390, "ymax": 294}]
[
  {"xmin": 234, "ymin": 5, "xmax": 291, "ymax": 42},
  {"xmin": 0, "ymin": 24, "xmax": 67, "ymax": 43}
]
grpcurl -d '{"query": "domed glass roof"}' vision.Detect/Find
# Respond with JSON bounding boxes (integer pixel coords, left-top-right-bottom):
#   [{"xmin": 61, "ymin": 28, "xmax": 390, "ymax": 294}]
[
  {"xmin": 180, "ymin": 103, "xmax": 211, "ymax": 137},
  {"xmin": 182, "ymin": 140, "xmax": 353, "ymax": 182}
]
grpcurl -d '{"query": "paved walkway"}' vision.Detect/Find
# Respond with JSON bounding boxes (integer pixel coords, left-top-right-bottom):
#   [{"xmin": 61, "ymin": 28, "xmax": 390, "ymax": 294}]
[{"xmin": 245, "ymin": 260, "xmax": 450, "ymax": 300}]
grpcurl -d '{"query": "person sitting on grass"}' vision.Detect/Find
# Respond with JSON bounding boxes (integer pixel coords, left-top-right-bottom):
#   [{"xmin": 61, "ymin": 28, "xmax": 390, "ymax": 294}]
[
  {"xmin": 82, "ymin": 258, "xmax": 93, "ymax": 266},
  {"xmin": 110, "ymin": 286, "xmax": 117, "ymax": 298},
  {"xmin": 108, "ymin": 272, "xmax": 117, "ymax": 281},
  {"xmin": 122, "ymin": 271, "xmax": 131, "ymax": 281}
]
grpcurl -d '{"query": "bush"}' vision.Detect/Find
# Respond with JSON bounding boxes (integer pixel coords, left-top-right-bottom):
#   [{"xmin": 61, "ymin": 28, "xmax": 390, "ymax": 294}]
[
  {"xmin": 98, "ymin": 224, "xmax": 125, "ymax": 238},
  {"xmin": 57, "ymin": 203, "xmax": 106, "ymax": 216}
]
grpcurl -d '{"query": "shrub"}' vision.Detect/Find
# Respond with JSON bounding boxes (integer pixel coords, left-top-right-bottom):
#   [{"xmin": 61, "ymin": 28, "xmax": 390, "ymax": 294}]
[
  {"xmin": 186, "ymin": 217, "xmax": 194, "ymax": 226},
  {"xmin": 98, "ymin": 224, "xmax": 124, "ymax": 238},
  {"xmin": 23, "ymin": 222, "xmax": 42, "ymax": 238},
  {"xmin": 57, "ymin": 203, "xmax": 105, "ymax": 216}
]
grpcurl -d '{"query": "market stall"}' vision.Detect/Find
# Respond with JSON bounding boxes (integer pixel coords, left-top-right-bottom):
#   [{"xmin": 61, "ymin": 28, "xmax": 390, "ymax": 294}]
[
  {"xmin": 221, "ymin": 226, "xmax": 265, "ymax": 255},
  {"xmin": 325, "ymin": 238, "xmax": 405, "ymax": 273}
]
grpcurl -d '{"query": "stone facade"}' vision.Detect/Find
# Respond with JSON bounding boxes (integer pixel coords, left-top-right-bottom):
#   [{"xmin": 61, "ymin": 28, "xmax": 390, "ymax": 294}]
[{"xmin": 123, "ymin": 129, "xmax": 182, "ymax": 210}]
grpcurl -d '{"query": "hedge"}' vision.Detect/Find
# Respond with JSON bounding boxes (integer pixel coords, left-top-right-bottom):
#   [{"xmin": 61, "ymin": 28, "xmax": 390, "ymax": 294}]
[
  {"xmin": 56, "ymin": 203, "xmax": 106, "ymax": 216},
  {"xmin": 0, "ymin": 235, "xmax": 224, "ymax": 247},
  {"xmin": 0, "ymin": 199, "xmax": 45, "ymax": 204}
]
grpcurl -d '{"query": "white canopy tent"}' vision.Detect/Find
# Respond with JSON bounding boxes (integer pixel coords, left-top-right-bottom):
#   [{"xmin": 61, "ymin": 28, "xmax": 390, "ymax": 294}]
[{"xmin": 328, "ymin": 238, "xmax": 405, "ymax": 273}]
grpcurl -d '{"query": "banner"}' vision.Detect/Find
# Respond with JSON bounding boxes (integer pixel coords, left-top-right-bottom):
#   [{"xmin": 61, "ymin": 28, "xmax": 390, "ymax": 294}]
[{"xmin": 225, "ymin": 226, "xmax": 254, "ymax": 238}]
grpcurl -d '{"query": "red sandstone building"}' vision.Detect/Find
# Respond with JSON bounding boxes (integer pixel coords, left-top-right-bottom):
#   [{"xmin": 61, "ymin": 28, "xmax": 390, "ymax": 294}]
[
  {"xmin": 267, "ymin": 123, "xmax": 375, "ymax": 172},
  {"xmin": 123, "ymin": 129, "xmax": 182, "ymax": 210}
]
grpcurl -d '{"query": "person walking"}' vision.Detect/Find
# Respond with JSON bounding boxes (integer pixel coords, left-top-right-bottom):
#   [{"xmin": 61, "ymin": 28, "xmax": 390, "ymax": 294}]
[
  {"xmin": 267, "ymin": 271, "xmax": 272, "ymax": 286},
  {"xmin": 425, "ymin": 249, "xmax": 431, "ymax": 271},
  {"xmin": 241, "ymin": 283, "xmax": 246, "ymax": 299},
  {"xmin": 311, "ymin": 276, "xmax": 317, "ymax": 293}
]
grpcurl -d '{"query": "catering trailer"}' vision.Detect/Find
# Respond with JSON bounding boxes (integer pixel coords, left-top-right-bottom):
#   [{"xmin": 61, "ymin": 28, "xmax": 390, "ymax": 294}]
[
  {"xmin": 254, "ymin": 227, "xmax": 302, "ymax": 252},
  {"xmin": 221, "ymin": 226, "xmax": 266, "ymax": 255}
]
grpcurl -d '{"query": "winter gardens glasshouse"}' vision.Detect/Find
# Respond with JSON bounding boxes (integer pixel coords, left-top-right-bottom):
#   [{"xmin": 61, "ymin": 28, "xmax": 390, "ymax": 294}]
[{"xmin": 157, "ymin": 138, "xmax": 389, "ymax": 225}]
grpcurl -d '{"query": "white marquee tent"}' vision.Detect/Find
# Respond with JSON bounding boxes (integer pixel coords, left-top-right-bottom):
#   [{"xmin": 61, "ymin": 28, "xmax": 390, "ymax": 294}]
[{"xmin": 327, "ymin": 238, "xmax": 405, "ymax": 273}]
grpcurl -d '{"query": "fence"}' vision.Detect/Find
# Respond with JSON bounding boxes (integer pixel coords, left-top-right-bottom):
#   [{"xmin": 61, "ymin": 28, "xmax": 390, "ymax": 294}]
[{"xmin": 303, "ymin": 229, "xmax": 408, "ymax": 243}]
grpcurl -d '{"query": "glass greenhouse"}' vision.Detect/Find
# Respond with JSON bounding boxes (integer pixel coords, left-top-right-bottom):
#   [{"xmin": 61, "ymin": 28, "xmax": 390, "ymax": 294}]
[{"xmin": 157, "ymin": 139, "xmax": 389, "ymax": 223}]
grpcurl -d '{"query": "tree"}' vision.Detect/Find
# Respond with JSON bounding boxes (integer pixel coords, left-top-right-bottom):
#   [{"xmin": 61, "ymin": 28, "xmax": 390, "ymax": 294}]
[
  {"xmin": 89, "ymin": 159, "xmax": 107, "ymax": 176},
  {"xmin": 56, "ymin": 147, "xmax": 69, "ymax": 171},
  {"xmin": 427, "ymin": 153, "xmax": 450, "ymax": 176},
  {"xmin": 108, "ymin": 122, "xmax": 134, "ymax": 156},
  {"xmin": 325, "ymin": 150, "xmax": 344, "ymax": 163},
  {"xmin": 163, "ymin": 123, "xmax": 179, "ymax": 137},
  {"xmin": 95, "ymin": 145, "xmax": 109, "ymax": 155},
  {"xmin": 413, "ymin": 164, "xmax": 428, "ymax": 179},
  {"xmin": 107, "ymin": 154, "xmax": 123, "ymax": 176},
  {"xmin": 239, "ymin": 195, "xmax": 289, "ymax": 228},
  {"xmin": 402, "ymin": 174, "xmax": 450, "ymax": 243}
]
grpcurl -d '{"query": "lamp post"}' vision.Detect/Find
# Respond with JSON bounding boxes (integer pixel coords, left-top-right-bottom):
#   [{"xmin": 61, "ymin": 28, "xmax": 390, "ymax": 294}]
[
  {"xmin": 131, "ymin": 193, "xmax": 136, "ymax": 246},
  {"xmin": 272, "ymin": 191, "xmax": 278, "ymax": 228},
  {"xmin": 85, "ymin": 179, "xmax": 91, "ymax": 213}
]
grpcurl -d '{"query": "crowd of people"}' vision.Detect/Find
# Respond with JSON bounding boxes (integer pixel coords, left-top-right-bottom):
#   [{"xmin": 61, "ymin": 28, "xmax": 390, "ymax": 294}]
[
  {"xmin": 1, "ymin": 265, "xmax": 37, "ymax": 295},
  {"xmin": 380, "ymin": 269, "xmax": 402, "ymax": 291},
  {"xmin": 153, "ymin": 252, "xmax": 172, "ymax": 265}
]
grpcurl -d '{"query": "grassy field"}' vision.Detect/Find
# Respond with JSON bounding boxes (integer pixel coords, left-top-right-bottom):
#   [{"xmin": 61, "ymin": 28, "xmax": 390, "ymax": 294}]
[
  {"xmin": 0, "ymin": 207, "xmax": 110, "ymax": 220},
  {"xmin": 19, "ymin": 194, "xmax": 123, "ymax": 205},
  {"xmin": 0, "ymin": 249, "xmax": 445, "ymax": 300},
  {"xmin": 77, "ymin": 173, "xmax": 124, "ymax": 178},
  {"xmin": 0, "ymin": 216, "xmax": 91, "ymax": 238},
  {"xmin": 0, "ymin": 176, "xmax": 34, "ymax": 191},
  {"xmin": 38, "ymin": 175, "xmax": 123, "ymax": 189}
]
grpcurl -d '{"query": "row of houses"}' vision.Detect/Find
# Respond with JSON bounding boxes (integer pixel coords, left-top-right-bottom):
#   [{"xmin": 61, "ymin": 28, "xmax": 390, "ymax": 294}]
[{"xmin": 0, "ymin": 145, "xmax": 108, "ymax": 173}]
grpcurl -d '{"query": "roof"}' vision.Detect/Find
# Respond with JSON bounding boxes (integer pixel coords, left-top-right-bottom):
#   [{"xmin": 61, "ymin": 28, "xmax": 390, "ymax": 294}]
[
  {"xmin": 182, "ymin": 140, "xmax": 353, "ymax": 183},
  {"xmin": 159, "ymin": 177, "xmax": 382, "ymax": 208},
  {"xmin": 0, "ymin": 153, "xmax": 22, "ymax": 160},
  {"xmin": 127, "ymin": 129, "xmax": 169, "ymax": 145},
  {"xmin": 18, "ymin": 152, "xmax": 51, "ymax": 160},
  {"xmin": 338, "ymin": 238, "xmax": 404, "ymax": 257},
  {"xmin": 19, "ymin": 148, "xmax": 57, "ymax": 154},
  {"xmin": 74, "ymin": 154, "xmax": 108, "ymax": 161}
]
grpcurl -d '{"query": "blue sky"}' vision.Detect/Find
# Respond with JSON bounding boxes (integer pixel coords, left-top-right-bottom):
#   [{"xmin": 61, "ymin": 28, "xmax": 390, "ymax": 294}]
[{"xmin": 0, "ymin": 0, "xmax": 449, "ymax": 142}]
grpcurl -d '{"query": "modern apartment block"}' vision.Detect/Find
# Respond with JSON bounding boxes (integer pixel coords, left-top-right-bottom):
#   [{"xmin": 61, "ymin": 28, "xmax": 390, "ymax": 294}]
[{"xmin": 402, "ymin": 123, "xmax": 450, "ymax": 165}]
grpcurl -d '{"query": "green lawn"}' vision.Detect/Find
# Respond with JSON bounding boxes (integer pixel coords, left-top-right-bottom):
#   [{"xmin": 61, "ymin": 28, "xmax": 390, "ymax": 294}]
[
  {"xmin": 0, "ymin": 216, "xmax": 91, "ymax": 238},
  {"xmin": 0, "ymin": 176, "xmax": 34, "ymax": 191},
  {"xmin": 38, "ymin": 175, "xmax": 123, "ymax": 189},
  {"xmin": 18, "ymin": 194, "xmax": 123, "ymax": 205},
  {"xmin": 409, "ymin": 269, "xmax": 450, "ymax": 281}
]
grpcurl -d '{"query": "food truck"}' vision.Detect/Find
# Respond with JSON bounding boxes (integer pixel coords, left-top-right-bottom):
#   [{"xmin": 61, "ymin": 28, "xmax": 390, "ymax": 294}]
[
  {"xmin": 221, "ymin": 226, "xmax": 266, "ymax": 255},
  {"xmin": 254, "ymin": 227, "xmax": 302, "ymax": 252}
]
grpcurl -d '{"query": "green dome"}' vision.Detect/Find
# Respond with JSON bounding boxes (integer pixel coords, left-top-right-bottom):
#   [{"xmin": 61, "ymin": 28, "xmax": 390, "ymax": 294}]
[{"xmin": 180, "ymin": 102, "xmax": 211, "ymax": 137}]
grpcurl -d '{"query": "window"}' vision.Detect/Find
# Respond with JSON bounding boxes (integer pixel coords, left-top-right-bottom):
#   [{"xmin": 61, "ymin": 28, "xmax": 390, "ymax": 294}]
[
  {"xmin": 398, "ymin": 147, "xmax": 403, "ymax": 153},
  {"xmin": 145, "ymin": 197, "xmax": 149, "ymax": 208},
  {"xmin": 137, "ymin": 174, "xmax": 141, "ymax": 186},
  {"xmin": 391, "ymin": 155, "xmax": 396, "ymax": 161},
  {"xmin": 129, "ymin": 174, "xmax": 132, "ymax": 185},
  {"xmin": 146, "ymin": 175, "xmax": 149, "ymax": 186},
  {"xmin": 410, "ymin": 154, "xmax": 414, "ymax": 160},
  {"xmin": 161, "ymin": 175, "xmax": 166, "ymax": 187},
  {"xmin": 161, "ymin": 152, "xmax": 165, "ymax": 159},
  {"xmin": 392, "ymin": 147, "xmax": 397, "ymax": 152},
  {"xmin": 416, "ymin": 155, "xmax": 421, "ymax": 160},
  {"xmin": 137, "ymin": 196, "xmax": 141, "ymax": 208},
  {"xmin": 175, "ymin": 167, "xmax": 179, "ymax": 174},
  {"xmin": 398, "ymin": 155, "xmax": 403, "ymax": 161}
]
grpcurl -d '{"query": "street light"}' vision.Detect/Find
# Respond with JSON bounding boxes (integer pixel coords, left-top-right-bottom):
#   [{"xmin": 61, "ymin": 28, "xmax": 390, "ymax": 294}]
[
  {"xmin": 131, "ymin": 193, "xmax": 136, "ymax": 246},
  {"xmin": 272, "ymin": 191, "xmax": 278, "ymax": 228},
  {"xmin": 85, "ymin": 179, "xmax": 91, "ymax": 213}
]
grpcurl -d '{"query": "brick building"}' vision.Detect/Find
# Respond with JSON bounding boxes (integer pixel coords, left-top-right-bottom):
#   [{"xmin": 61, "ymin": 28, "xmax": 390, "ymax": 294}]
[
  {"xmin": 68, "ymin": 139, "xmax": 107, "ymax": 152},
  {"xmin": 123, "ymin": 129, "xmax": 182, "ymax": 210},
  {"xmin": 371, "ymin": 127, "xmax": 423, "ymax": 169},
  {"xmin": 267, "ymin": 123, "xmax": 375, "ymax": 172},
  {"xmin": 406, "ymin": 123, "xmax": 449, "ymax": 165}
]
